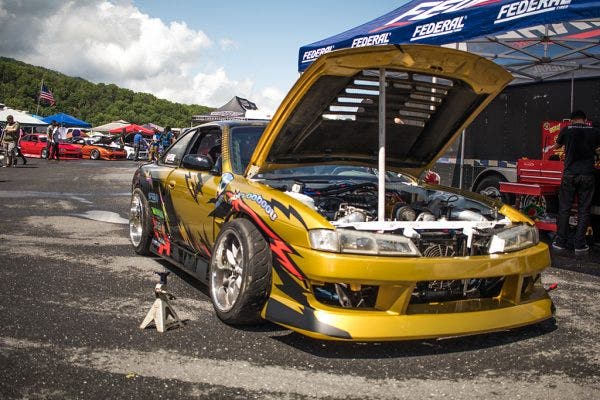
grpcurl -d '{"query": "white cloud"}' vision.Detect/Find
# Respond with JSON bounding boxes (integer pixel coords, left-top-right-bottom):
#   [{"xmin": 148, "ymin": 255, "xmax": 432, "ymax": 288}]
[
  {"xmin": 0, "ymin": 0, "xmax": 278, "ymax": 111},
  {"xmin": 219, "ymin": 38, "xmax": 238, "ymax": 50}
]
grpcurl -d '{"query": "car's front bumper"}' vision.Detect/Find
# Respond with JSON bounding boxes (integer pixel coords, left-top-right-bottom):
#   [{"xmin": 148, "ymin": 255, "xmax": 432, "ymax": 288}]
[{"xmin": 263, "ymin": 242, "xmax": 554, "ymax": 341}]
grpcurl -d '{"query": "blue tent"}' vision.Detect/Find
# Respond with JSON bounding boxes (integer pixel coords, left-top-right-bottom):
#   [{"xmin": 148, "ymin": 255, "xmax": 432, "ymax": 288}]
[
  {"xmin": 299, "ymin": 0, "xmax": 600, "ymax": 82},
  {"xmin": 42, "ymin": 112, "xmax": 92, "ymax": 128}
]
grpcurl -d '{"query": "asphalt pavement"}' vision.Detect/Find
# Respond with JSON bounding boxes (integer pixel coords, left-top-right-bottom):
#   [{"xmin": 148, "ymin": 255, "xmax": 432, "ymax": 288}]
[{"xmin": 0, "ymin": 159, "xmax": 598, "ymax": 399}]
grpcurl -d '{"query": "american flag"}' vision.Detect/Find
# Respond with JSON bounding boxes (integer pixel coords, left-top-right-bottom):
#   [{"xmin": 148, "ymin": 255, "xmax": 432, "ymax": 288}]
[{"xmin": 39, "ymin": 84, "xmax": 55, "ymax": 105}]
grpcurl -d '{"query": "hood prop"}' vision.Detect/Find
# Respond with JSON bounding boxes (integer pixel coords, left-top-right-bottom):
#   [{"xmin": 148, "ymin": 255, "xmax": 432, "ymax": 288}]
[{"xmin": 378, "ymin": 68, "xmax": 386, "ymax": 222}]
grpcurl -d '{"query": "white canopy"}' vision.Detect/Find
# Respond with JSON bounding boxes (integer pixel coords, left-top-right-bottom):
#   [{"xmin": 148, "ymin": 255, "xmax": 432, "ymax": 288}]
[
  {"xmin": 0, "ymin": 107, "xmax": 47, "ymax": 126},
  {"xmin": 92, "ymin": 120, "xmax": 129, "ymax": 132}
]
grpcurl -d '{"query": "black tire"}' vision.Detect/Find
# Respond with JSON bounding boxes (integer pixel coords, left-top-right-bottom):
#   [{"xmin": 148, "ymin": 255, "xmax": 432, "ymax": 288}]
[
  {"xmin": 129, "ymin": 188, "xmax": 153, "ymax": 255},
  {"xmin": 475, "ymin": 175, "xmax": 513, "ymax": 204},
  {"xmin": 209, "ymin": 219, "xmax": 272, "ymax": 325},
  {"xmin": 41, "ymin": 148, "xmax": 48, "ymax": 159},
  {"xmin": 90, "ymin": 149, "xmax": 100, "ymax": 160}
]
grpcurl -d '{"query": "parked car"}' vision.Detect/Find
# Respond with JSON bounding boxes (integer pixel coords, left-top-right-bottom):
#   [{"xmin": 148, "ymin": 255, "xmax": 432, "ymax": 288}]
[
  {"xmin": 66, "ymin": 137, "xmax": 127, "ymax": 160},
  {"xmin": 129, "ymin": 45, "xmax": 554, "ymax": 341},
  {"xmin": 19, "ymin": 134, "xmax": 82, "ymax": 159}
]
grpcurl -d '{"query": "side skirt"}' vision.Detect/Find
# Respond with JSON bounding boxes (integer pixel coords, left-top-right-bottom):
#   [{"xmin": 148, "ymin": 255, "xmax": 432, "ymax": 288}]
[{"xmin": 151, "ymin": 242, "xmax": 210, "ymax": 284}]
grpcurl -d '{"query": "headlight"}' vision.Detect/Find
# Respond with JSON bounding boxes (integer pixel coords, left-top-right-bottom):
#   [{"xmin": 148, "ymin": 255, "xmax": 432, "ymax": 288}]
[
  {"xmin": 309, "ymin": 229, "xmax": 420, "ymax": 256},
  {"xmin": 488, "ymin": 224, "xmax": 539, "ymax": 254}
]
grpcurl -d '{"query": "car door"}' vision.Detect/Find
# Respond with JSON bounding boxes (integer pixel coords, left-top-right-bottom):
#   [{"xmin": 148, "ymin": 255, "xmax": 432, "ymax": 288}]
[
  {"xmin": 19, "ymin": 135, "xmax": 35, "ymax": 156},
  {"xmin": 165, "ymin": 127, "xmax": 222, "ymax": 256}
]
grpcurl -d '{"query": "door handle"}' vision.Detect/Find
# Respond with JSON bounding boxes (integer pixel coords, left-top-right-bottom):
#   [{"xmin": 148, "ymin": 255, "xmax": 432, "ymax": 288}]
[{"xmin": 168, "ymin": 180, "xmax": 176, "ymax": 189}]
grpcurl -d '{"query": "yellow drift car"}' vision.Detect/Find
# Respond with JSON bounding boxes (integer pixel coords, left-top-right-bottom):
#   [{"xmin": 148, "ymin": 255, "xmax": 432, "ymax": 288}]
[{"xmin": 129, "ymin": 45, "xmax": 554, "ymax": 341}]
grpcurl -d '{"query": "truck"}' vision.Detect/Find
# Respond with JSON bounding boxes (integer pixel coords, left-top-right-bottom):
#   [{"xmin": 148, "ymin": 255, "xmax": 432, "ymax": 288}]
[{"xmin": 433, "ymin": 77, "xmax": 600, "ymax": 199}]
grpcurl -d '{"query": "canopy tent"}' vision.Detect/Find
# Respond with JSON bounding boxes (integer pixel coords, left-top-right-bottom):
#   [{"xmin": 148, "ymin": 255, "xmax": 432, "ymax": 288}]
[
  {"xmin": 41, "ymin": 112, "xmax": 91, "ymax": 128},
  {"xmin": 0, "ymin": 107, "xmax": 46, "ymax": 126},
  {"xmin": 192, "ymin": 96, "xmax": 258, "ymax": 124},
  {"xmin": 299, "ymin": 0, "xmax": 600, "ymax": 83},
  {"xmin": 298, "ymin": 0, "xmax": 600, "ymax": 221},
  {"xmin": 109, "ymin": 124, "xmax": 154, "ymax": 135},
  {"xmin": 92, "ymin": 120, "xmax": 129, "ymax": 132},
  {"xmin": 142, "ymin": 123, "xmax": 164, "ymax": 132}
]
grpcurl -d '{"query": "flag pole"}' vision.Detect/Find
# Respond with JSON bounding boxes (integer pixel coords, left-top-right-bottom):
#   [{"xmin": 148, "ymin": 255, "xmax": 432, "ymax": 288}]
[{"xmin": 36, "ymin": 79, "xmax": 43, "ymax": 115}]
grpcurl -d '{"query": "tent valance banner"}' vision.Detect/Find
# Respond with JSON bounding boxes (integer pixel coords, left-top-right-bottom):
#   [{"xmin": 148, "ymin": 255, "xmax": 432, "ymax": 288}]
[
  {"xmin": 298, "ymin": 0, "xmax": 600, "ymax": 82},
  {"xmin": 42, "ymin": 112, "xmax": 91, "ymax": 128}
]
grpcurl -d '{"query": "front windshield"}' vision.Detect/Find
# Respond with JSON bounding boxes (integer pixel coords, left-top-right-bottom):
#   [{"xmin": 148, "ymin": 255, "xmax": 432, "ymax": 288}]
[{"xmin": 230, "ymin": 126, "xmax": 266, "ymax": 174}]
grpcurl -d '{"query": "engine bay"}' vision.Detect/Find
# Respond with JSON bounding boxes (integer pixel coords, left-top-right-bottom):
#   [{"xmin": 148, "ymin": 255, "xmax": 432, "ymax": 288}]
[
  {"xmin": 255, "ymin": 174, "xmax": 536, "ymax": 309},
  {"xmin": 264, "ymin": 177, "xmax": 510, "ymax": 257}
]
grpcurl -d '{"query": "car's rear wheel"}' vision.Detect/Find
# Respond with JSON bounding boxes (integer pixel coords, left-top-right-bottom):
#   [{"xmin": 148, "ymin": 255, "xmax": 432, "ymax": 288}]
[
  {"xmin": 129, "ymin": 188, "xmax": 152, "ymax": 255},
  {"xmin": 41, "ymin": 148, "xmax": 48, "ymax": 159},
  {"xmin": 209, "ymin": 219, "xmax": 271, "ymax": 325},
  {"xmin": 90, "ymin": 149, "xmax": 100, "ymax": 160}
]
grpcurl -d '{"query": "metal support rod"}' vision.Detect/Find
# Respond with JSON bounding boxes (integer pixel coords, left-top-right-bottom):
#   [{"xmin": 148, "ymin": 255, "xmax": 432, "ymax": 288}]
[
  {"xmin": 459, "ymin": 130, "xmax": 465, "ymax": 189},
  {"xmin": 570, "ymin": 72, "xmax": 574, "ymax": 112},
  {"xmin": 378, "ymin": 68, "xmax": 386, "ymax": 222}
]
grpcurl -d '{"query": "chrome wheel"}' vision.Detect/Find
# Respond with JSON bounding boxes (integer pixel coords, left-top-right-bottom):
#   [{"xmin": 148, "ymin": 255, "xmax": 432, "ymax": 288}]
[
  {"xmin": 129, "ymin": 192, "xmax": 144, "ymax": 247},
  {"xmin": 211, "ymin": 231, "xmax": 244, "ymax": 312}
]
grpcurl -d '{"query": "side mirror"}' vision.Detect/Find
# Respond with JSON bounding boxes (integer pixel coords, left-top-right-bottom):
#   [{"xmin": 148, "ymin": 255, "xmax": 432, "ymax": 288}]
[{"xmin": 182, "ymin": 154, "xmax": 213, "ymax": 171}]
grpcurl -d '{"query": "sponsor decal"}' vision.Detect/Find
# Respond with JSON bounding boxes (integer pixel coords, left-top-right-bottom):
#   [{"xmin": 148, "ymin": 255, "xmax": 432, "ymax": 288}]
[
  {"xmin": 495, "ymin": 0, "xmax": 571, "ymax": 24},
  {"xmin": 301, "ymin": 45, "xmax": 335, "ymax": 63},
  {"xmin": 214, "ymin": 172, "xmax": 234, "ymax": 210},
  {"xmin": 237, "ymin": 192, "xmax": 278, "ymax": 221},
  {"xmin": 411, "ymin": 15, "xmax": 466, "ymax": 40},
  {"xmin": 372, "ymin": 0, "xmax": 492, "ymax": 32},
  {"xmin": 151, "ymin": 207, "xmax": 164, "ymax": 219},
  {"xmin": 226, "ymin": 191, "xmax": 305, "ymax": 281},
  {"xmin": 148, "ymin": 192, "xmax": 159, "ymax": 203},
  {"xmin": 351, "ymin": 32, "xmax": 391, "ymax": 48},
  {"xmin": 165, "ymin": 153, "xmax": 176, "ymax": 163}
]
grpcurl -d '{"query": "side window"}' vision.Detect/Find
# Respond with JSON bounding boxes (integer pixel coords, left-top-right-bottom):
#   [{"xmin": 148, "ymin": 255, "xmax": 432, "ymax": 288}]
[
  {"xmin": 190, "ymin": 130, "xmax": 221, "ymax": 163},
  {"xmin": 160, "ymin": 129, "xmax": 197, "ymax": 166}
]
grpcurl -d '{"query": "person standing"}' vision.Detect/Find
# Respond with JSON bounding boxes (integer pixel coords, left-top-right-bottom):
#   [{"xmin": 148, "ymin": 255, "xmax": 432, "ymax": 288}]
[
  {"xmin": 161, "ymin": 126, "xmax": 174, "ymax": 155},
  {"xmin": 45, "ymin": 121, "xmax": 57, "ymax": 158},
  {"xmin": 48, "ymin": 123, "xmax": 60, "ymax": 161},
  {"xmin": 552, "ymin": 110, "xmax": 600, "ymax": 254},
  {"xmin": 149, "ymin": 128, "xmax": 161, "ymax": 161},
  {"xmin": 1, "ymin": 115, "xmax": 20, "ymax": 168},
  {"xmin": 13, "ymin": 126, "xmax": 27, "ymax": 165},
  {"xmin": 56, "ymin": 123, "xmax": 67, "ymax": 142},
  {"xmin": 133, "ymin": 131, "xmax": 143, "ymax": 160}
]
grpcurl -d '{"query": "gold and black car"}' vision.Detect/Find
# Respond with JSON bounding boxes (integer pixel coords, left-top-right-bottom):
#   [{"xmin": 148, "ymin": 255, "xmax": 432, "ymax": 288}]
[{"xmin": 129, "ymin": 44, "xmax": 554, "ymax": 341}]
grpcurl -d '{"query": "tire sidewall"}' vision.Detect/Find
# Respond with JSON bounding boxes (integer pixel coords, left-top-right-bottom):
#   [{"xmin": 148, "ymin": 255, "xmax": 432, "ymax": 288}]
[
  {"xmin": 209, "ymin": 219, "xmax": 271, "ymax": 324},
  {"xmin": 91, "ymin": 149, "xmax": 100, "ymax": 160},
  {"xmin": 130, "ymin": 188, "xmax": 153, "ymax": 255}
]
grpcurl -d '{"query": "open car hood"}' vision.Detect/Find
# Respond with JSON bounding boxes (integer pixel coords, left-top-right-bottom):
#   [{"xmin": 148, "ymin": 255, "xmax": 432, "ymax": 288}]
[{"xmin": 247, "ymin": 45, "xmax": 512, "ymax": 178}]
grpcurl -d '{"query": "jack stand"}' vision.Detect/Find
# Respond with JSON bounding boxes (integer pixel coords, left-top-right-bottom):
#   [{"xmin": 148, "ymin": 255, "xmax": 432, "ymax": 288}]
[{"xmin": 140, "ymin": 272, "xmax": 183, "ymax": 332}]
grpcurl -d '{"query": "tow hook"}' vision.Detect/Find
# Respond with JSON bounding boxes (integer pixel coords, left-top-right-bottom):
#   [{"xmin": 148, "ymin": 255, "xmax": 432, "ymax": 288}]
[{"xmin": 545, "ymin": 283, "xmax": 558, "ymax": 292}]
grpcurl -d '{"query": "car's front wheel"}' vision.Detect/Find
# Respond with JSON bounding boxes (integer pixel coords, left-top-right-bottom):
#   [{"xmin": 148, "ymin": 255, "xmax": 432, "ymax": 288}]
[
  {"xmin": 40, "ymin": 148, "xmax": 48, "ymax": 159},
  {"xmin": 209, "ymin": 219, "xmax": 272, "ymax": 325},
  {"xmin": 129, "ymin": 188, "xmax": 152, "ymax": 255},
  {"xmin": 90, "ymin": 149, "xmax": 100, "ymax": 160}
]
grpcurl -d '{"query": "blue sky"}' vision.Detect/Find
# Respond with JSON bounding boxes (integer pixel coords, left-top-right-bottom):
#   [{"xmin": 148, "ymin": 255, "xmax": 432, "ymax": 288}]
[
  {"xmin": 0, "ymin": 0, "xmax": 405, "ymax": 114},
  {"xmin": 134, "ymin": 0, "xmax": 403, "ymax": 99}
]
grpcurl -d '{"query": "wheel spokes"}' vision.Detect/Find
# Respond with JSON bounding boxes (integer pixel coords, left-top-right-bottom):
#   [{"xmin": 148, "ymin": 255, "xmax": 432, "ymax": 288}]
[{"xmin": 211, "ymin": 232, "xmax": 244, "ymax": 312}]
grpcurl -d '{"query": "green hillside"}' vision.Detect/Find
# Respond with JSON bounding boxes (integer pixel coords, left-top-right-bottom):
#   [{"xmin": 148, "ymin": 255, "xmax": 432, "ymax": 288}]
[{"xmin": 0, "ymin": 57, "xmax": 213, "ymax": 128}]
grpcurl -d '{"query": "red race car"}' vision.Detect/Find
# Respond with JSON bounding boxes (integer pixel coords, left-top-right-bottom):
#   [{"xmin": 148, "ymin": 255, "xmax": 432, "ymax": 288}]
[
  {"xmin": 19, "ymin": 134, "xmax": 82, "ymax": 159},
  {"xmin": 66, "ymin": 137, "xmax": 127, "ymax": 160}
]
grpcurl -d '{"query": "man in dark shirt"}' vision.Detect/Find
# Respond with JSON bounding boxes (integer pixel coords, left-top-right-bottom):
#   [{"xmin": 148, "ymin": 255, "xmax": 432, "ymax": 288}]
[{"xmin": 552, "ymin": 110, "xmax": 600, "ymax": 253}]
